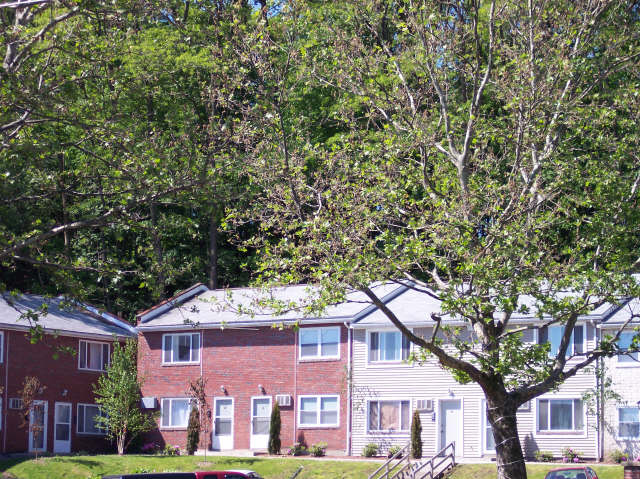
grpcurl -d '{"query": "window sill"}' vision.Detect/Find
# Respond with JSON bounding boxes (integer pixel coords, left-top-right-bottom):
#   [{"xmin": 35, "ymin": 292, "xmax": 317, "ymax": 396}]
[
  {"xmin": 78, "ymin": 368, "xmax": 107, "ymax": 373},
  {"xmin": 297, "ymin": 425, "xmax": 340, "ymax": 429},
  {"xmin": 616, "ymin": 437, "xmax": 640, "ymax": 441},
  {"xmin": 298, "ymin": 357, "xmax": 341, "ymax": 363},
  {"xmin": 160, "ymin": 427, "xmax": 188, "ymax": 431},
  {"xmin": 367, "ymin": 430, "xmax": 410, "ymax": 436},
  {"xmin": 161, "ymin": 362, "xmax": 201, "ymax": 367},
  {"xmin": 616, "ymin": 362, "xmax": 639, "ymax": 368},
  {"xmin": 535, "ymin": 431, "xmax": 587, "ymax": 438},
  {"xmin": 77, "ymin": 432, "xmax": 107, "ymax": 436}
]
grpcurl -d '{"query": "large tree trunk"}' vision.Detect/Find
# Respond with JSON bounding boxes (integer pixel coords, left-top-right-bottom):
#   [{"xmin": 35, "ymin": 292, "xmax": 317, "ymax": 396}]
[{"xmin": 486, "ymin": 395, "xmax": 527, "ymax": 479}]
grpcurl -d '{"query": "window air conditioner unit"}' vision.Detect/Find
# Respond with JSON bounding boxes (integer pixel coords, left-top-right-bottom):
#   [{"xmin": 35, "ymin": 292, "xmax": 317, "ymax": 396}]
[
  {"xmin": 275, "ymin": 394, "xmax": 292, "ymax": 407},
  {"xmin": 9, "ymin": 398, "xmax": 24, "ymax": 409},
  {"xmin": 141, "ymin": 397, "xmax": 157, "ymax": 409},
  {"xmin": 416, "ymin": 399, "xmax": 433, "ymax": 412}
]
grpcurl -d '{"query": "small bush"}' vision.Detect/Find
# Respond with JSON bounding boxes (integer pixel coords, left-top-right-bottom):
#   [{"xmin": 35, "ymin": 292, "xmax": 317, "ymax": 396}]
[
  {"xmin": 562, "ymin": 447, "xmax": 581, "ymax": 463},
  {"xmin": 288, "ymin": 442, "xmax": 306, "ymax": 456},
  {"xmin": 534, "ymin": 450, "xmax": 554, "ymax": 462},
  {"xmin": 141, "ymin": 442, "xmax": 159, "ymax": 454},
  {"xmin": 388, "ymin": 445, "xmax": 403, "ymax": 458},
  {"xmin": 161, "ymin": 444, "xmax": 180, "ymax": 456},
  {"xmin": 268, "ymin": 401, "xmax": 281, "ymax": 455},
  {"xmin": 363, "ymin": 443, "xmax": 379, "ymax": 457},
  {"xmin": 309, "ymin": 442, "xmax": 327, "ymax": 457},
  {"xmin": 608, "ymin": 449, "xmax": 629, "ymax": 463},
  {"xmin": 186, "ymin": 406, "xmax": 200, "ymax": 455}
]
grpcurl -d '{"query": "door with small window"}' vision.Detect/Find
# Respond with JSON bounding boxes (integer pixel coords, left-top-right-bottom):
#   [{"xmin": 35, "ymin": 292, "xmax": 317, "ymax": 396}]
[
  {"xmin": 53, "ymin": 402, "xmax": 72, "ymax": 453},
  {"xmin": 29, "ymin": 400, "xmax": 48, "ymax": 452},
  {"xmin": 250, "ymin": 397, "xmax": 271, "ymax": 449},
  {"xmin": 213, "ymin": 398, "xmax": 234, "ymax": 450}
]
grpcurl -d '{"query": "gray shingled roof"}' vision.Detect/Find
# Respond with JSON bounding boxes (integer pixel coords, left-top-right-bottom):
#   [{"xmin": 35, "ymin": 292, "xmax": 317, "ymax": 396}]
[
  {"xmin": 0, "ymin": 294, "xmax": 136, "ymax": 339},
  {"xmin": 137, "ymin": 282, "xmax": 404, "ymax": 329}
]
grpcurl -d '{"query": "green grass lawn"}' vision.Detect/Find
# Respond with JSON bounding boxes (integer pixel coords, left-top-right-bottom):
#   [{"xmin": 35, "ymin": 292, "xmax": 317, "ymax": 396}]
[
  {"xmin": 445, "ymin": 463, "xmax": 623, "ymax": 479},
  {"xmin": 0, "ymin": 454, "xmax": 380, "ymax": 479}
]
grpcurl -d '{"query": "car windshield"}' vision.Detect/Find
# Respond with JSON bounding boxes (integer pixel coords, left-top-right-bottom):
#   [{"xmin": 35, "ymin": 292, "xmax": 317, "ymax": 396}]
[{"xmin": 546, "ymin": 469, "xmax": 588, "ymax": 479}]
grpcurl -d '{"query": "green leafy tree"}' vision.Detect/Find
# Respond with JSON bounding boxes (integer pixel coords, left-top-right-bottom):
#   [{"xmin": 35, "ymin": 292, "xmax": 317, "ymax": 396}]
[
  {"xmin": 186, "ymin": 404, "xmax": 200, "ymax": 455},
  {"xmin": 225, "ymin": 2, "xmax": 640, "ymax": 478},
  {"xmin": 93, "ymin": 339, "xmax": 156, "ymax": 455},
  {"xmin": 411, "ymin": 410, "xmax": 422, "ymax": 460},
  {"xmin": 268, "ymin": 401, "xmax": 281, "ymax": 455}
]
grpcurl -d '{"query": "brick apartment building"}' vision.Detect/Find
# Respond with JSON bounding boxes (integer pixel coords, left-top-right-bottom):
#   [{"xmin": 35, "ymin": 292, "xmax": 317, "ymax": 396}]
[{"xmin": 0, "ymin": 293, "xmax": 136, "ymax": 454}]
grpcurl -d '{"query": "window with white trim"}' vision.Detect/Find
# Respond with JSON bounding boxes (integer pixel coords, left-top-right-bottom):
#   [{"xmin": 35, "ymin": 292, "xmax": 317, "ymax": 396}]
[
  {"xmin": 369, "ymin": 331, "xmax": 410, "ymax": 362},
  {"xmin": 298, "ymin": 395, "xmax": 339, "ymax": 427},
  {"xmin": 537, "ymin": 399, "xmax": 584, "ymax": 432},
  {"xmin": 368, "ymin": 400, "xmax": 410, "ymax": 432},
  {"xmin": 481, "ymin": 401, "xmax": 495, "ymax": 452},
  {"xmin": 537, "ymin": 325, "xmax": 584, "ymax": 358},
  {"xmin": 161, "ymin": 398, "xmax": 192, "ymax": 428},
  {"xmin": 299, "ymin": 327, "xmax": 340, "ymax": 360},
  {"xmin": 618, "ymin": 407, "xmax": 640, "ymax": 439},
  {"xmin": 617, "ymin": 332, "xmax": 639, "ymax": 364},
  {"xmin": 0, "ymin": 331, "xmax": 4, "ymax": 363},
  {"xmin": 162, "ymin": 333, "xmax": 200, "ymax": 364},
  {"xmin": 77, "ymin": 404, "xmax": 106, "ymax": 435},
  {"xmin": 78, "ymin": 340, "xmax": 110, "ymax": 371}
]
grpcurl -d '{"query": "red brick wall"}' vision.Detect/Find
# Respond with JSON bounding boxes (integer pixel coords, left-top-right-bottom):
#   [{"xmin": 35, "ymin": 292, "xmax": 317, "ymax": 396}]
[
  {"xmin": 0, "ymin": 329, "xmax": 117, "ymax": 454},
  {"xmin": 138, "ymin": 324, "xmax": 350, "ymax": 453}
]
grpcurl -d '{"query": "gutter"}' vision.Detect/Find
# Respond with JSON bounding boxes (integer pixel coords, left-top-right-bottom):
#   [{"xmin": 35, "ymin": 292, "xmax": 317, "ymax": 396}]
[
  {"xmin": 0, "ymin": 324, "xmax": 133, "ymax": 341},
  {"xmin": 137, "ymin": 317, "xmax": 356, "ymax": 332},
  {"xmin": 2, "ymin": 332, "xmax": 8, "ymax": 453}
]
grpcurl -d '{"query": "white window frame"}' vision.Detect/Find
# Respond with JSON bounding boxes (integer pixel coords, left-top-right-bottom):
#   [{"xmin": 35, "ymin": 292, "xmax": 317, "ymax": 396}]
[
  {"xmin": 297, "ymin": 395, "xmax": 340, "ymax": 428},
  {"xmin": 480, "ymin": 400, "xmax": 495, "ymax": 454},
  {"xmin": 76, "ymin": 403, "xmax": 106, "ymax": 435},
  {"xmin": 536, "ymin": 324, "xmax": 585, "ymax": 358},
  {"xmin": 617, "ymin": 407, "xmax": 640, "ymax": 440},
  {"xmin": 78, "ymin": 340, "xmax": 110, "ymax": 372},
  {"xmin": 367, "ymin": 329, "xmax": 411, "ymax": 364},
  {"xmin": 617, "ymin": 331, "xmax": 639, "ymax": 366},
  {"xmin": 298, "ymin": 327, "xmax": 340, "ymax": 360},
  {"xmin": 160, "ymin": 398, "xmax": 193, "ymax": 429},
  {"xmin": 366, "ymin": 398, "xmax": 411, "ymax": 434},
  {"xmin": 162, "ymin": 332, "xmax": 201, "ymax": 365},
  {"xmin": 0, "ymin": 331, "xmax": 4, "ymax": 363},
  {"xmin": 535, "ymin": 397, "xmax": 585, "ymax": 435}
]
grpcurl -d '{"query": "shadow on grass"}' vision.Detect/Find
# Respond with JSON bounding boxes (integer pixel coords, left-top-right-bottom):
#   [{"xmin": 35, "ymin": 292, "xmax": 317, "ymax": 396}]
[{"xmin": 0, "ymin": 457, "xmax": 33, "ymax": 473}]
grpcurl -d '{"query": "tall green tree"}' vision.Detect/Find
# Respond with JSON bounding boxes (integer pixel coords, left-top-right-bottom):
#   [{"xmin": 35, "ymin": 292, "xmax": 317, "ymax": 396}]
[
  {"xmin": 226, "ymin": 2, "xmax": 640, "ymax": 478},
  {"xmin": 268, "ymin": 401, "xmax": 281, "ymax": 455},
  {"xmin": 94, "ymin": 339, "xmax": 156, "ymax": 455}
]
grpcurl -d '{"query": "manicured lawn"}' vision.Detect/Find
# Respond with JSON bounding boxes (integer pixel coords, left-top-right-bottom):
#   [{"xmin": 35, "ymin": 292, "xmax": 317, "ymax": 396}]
[
  {"xmin": 445, "ymin": 463, "xmax": 623, "ymax": 479},
  {"xmin": 0, "ymin": 454, "xmax": 381, "ymax": 479}
]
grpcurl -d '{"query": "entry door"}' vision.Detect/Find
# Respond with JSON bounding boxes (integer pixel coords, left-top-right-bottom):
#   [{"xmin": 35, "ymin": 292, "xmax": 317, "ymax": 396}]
[
  {"xmin": 53, "ymin": 402, "xmax": 72, "ymax": 453},
  {"xmin": 250, "ymin": 397, "xmax": 271, "ymax": 449},
  {"xmin": 439, "ymin": 399, "xmax": 461, "ymax": 450},
  {"xmin": 212, "ymin": 398, "xmax": 234, "ymax": 450},
  {"xmin": 29, "ymin": 400, "xmax": 48, "ymax": 452}
]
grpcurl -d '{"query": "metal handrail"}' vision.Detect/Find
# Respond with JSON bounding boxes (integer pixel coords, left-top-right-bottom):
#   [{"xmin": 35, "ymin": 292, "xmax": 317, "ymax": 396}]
[
  {"xmin": 368, "ymin": 441, "xmax": 456, "ymax": 479},
  {"xmin": 367, "ymin": 442, "xmax": 411, "ymax": 479},
  {"xmin": 411, "ymin": 442, "xmax": 456, "ymax": 479}
]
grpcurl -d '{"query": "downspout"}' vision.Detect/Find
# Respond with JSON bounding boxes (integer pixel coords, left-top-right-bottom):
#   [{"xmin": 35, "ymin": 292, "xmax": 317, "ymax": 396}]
[
  {"xmin": 344, "ymin": 322, "xmax": 352, "ymax": 456},
  {"xmin": 294, "ymin": 326, "xmax": 298, "ymax": 446},
  {"xmin": 3, "ymin": 332, "xmax": 9, "ymax": 453},
  {"xmin": 596, "ymin": 323, "xmax": 603, "ymax": 461}
]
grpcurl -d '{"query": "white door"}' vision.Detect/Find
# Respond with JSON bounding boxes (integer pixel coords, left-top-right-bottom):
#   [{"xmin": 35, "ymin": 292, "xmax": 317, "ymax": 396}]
[
  {"xmin": 29, "ymin": 400, "xmax": 48, "ymax": 452},
  {"xmin": 250, "ymin": 397, "xmax": 271, "ymax": 449},
  {"xmin": 213, "ymin": 398, "xmax": 234, "ymax": 450},
  {"xmin": 439, "ymin": 399, "xmax": 461, "ymax": 450},
  {"xmin": 53, "ymin": 402, "xmax": 72, "ymax": 453}
]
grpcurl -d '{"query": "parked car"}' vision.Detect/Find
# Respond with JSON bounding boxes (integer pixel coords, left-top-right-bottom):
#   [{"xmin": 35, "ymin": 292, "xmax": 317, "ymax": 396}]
[
  {"xmin": 543, "ymin": 467, "xmax": 599, "ymax": 479},
  {"xmin": 102, "ymin": 471, "xmax": 263, "ymax": 479}
]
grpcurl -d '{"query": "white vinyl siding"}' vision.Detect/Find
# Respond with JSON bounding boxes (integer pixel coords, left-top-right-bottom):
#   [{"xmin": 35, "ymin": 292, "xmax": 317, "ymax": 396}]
[
  {"xmin": 161, "ymin": 398, "xmax": 192, "ymax": 428},
  {"xmin": 77, "ymin": 404, "xmax": 105, "ymax": 435},
  {"xmin": 78, "ymin": 340, "xmax": 110, "ymax": 371},
  {"xmin": 299, "ymin": 327, "xmax": 340, "ymax": 360},
  {"xmin": 298, "ymin": 395, "xmax": 339, "ymax": 427},
  {"xmin": 162, "ymin": 333, "xmax": 200, "ymax": 364}
]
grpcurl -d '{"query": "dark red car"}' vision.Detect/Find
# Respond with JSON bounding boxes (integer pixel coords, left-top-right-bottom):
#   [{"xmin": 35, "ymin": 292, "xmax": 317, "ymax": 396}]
[
  {"xmin": 103, "ymin": 471, "xmax": 263, "ymax": 479},
  {"xmin": 543, "ymin": 466, "xmax": 599, "ymax": 479}
]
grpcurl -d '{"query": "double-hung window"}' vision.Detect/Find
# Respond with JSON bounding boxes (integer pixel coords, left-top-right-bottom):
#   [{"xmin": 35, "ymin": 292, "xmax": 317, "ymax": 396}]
[
  {"xmin": 162, "ymin": 333, "xmax": 200, "ymax": 364},
  {"xmin": 618, "ymin": 407, "xmax": 640, "ymax": 439},
  {"xmin": 298, "ymin": 395, "xmax": 339, "ymax": 427},
  {"xmin": 368, "ymin": 400, "xmax": 410, "ymax": 432},
  {"xmin": 78, "ymin": 340, "xmax": 110, "ymax": 371},
  {"xmin": 369, "ymin": 331, "xmax": 410, "ymax": 362},
  {"xmin": 617, "ymin": 332, "xmax": 639, "ymax": 364},
  {"xmin": 161, "ymin": 398, "xmax": 192, "ymax": 428},
  {"xmin": 482, "ymin": 401, "xmax": 495, "ymax": 452},
  {"xmin": 299, "ymin": 327, "xmax": 340, "ymax": 360},
  {"xmin": 77, "ymin": 404, "xmax": 106, "ymax": 435},
  {"xmin": 537, "ymin": 399, "xmax": 584, "ymax": 432},
  {"xmin": 538, "ymin": 325, "xmax": 584, "ymax": 358}
]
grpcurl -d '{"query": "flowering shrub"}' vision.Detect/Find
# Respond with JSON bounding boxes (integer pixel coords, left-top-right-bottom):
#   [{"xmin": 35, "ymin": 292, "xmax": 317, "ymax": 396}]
[
  {"xmin": 608, "ymin": 449, "xmax": 629, "ymax": 463},
  {"xmin": 161, "ymin": 444, "xmax": 181, "ymax": 456},
  {"xmin": 562, "ymin": 447, "xmax": 581, "ymax": 463},
  {"xmin": 288, "ymin": 442, "xmax": 306, "ymax": 456}
]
